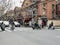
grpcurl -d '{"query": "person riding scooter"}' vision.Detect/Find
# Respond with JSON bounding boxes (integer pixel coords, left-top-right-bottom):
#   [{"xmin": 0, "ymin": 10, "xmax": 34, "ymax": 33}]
[
  {"xmin": 48, "ymin": 21, "xmax": 55, "ymax": 30},
  {"xmin": 32, "ymin": 22, "xmax": 41, "ymax": 30}
]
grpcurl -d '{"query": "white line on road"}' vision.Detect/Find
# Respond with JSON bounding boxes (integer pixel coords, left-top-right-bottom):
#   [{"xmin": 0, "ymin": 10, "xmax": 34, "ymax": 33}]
[{"xmin": 56, "ymin": 36, "xmax": 60, "ymax": 38}]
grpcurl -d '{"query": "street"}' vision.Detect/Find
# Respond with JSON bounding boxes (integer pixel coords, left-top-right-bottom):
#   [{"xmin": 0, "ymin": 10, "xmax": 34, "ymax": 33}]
[
  {"xmin": 0, "ymin": 27, "xmax": 60, "ymax": 45},
  {"xmin": 0, "ymin": 0, "xmax": 60, "ymax": 45}
]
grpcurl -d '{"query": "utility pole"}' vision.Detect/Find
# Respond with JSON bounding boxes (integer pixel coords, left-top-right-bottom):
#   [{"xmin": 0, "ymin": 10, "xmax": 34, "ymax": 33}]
[{"xmin": 31, "ymin": 10, "xmax": 34, "ymax": 27}]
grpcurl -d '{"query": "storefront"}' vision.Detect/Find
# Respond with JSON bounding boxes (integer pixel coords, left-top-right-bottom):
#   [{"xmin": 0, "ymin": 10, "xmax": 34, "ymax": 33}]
[
  {"xmin": 56, "ymin": 3, "xmax": 60, "ymax": 19},
  {"xmin": 24, "ymin": 16, "xmax": 32, "ymax": 26}
]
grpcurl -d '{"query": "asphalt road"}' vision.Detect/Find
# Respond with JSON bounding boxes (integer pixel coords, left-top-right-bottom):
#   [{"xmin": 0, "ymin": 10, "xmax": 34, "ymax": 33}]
[{"xmin": 0, "ymin": 27, "xmax": 60, "ymax": 45}]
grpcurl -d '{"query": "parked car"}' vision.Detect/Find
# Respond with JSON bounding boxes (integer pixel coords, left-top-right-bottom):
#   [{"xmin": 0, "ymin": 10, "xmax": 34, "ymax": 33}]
[
  {"xmin": 0, "ymin": 21, "xmax": 9, "ymax": 27},
  {"xmin": 3, "ymin": 21, "xmax": 9, "ymax": 27},
  {"xmin": 14, "ymin": 21, "xmax": 20, "ymax": 27}
]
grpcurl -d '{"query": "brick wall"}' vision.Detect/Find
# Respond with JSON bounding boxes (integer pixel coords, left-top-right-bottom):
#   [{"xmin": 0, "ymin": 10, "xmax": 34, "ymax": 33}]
[{"xmin": 37, "ymin": 0, "xmax": 57, "ymax": 20}]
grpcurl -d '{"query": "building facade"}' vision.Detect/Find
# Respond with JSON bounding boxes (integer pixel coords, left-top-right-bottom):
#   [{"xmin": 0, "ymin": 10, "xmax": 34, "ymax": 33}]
[
  {"xmin": 37, "ymin": 0, "xmax": 57, "ymax": 20},
  {"xmin": 56, "ymin": 0, "xmax": 60, "ymax": 19},
  {"xmin": 21, "ymin": 0, "xmax": 58, "ymax": 20},
  {"xmin": 21, "ymin": 0, "xmax": 32, "ymax": 23}
]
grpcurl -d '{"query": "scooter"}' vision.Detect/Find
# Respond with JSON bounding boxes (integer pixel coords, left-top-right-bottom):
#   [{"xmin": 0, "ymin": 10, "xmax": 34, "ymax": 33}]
[
  {"xmin": 32, "ymin": 24, "xmax": 41, "ymax": 30},
  {"xmin": 48, "ymin": 25, "xmax": 55, "ymax": 30}
]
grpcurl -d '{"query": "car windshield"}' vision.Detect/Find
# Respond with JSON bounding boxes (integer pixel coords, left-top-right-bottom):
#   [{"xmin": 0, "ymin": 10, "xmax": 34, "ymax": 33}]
[
  {"xmin": 14, "ymin": 21, "xmax": 20, "ymax": 25},
  {"xmin": 3, "ymin": 21, "xmax": 9, "ymax": 25}
]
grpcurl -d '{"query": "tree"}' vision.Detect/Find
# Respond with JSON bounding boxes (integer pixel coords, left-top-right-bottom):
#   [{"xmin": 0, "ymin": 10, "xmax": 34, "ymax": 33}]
[{"xmin": 0, "ymin": 0, "xmax": 12, "ymax": 20}]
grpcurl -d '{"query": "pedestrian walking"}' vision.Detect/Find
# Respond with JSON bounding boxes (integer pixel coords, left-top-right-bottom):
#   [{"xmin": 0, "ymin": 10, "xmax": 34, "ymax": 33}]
[
  {"xmin": 41, "ymin": 18, "xmax": 48, "ymax": 28},
  {"xmin": 9, "ymin": 18, "xmax": 15, "ymax": 30},
  {"xmin": 42, "ymin": 20, "xmax": 45, "ymax": 28},
  {"xmin": 1, "ymin": 22, "xmax": 5, "ymax": 31},
  {"xmin": 10, "ymin": 21, "xmax": 15, "ymax": 30}
]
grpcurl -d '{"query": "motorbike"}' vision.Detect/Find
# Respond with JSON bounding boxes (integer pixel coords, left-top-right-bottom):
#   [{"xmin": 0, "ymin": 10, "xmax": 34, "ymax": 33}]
[{"xmin": 32, "ymin": 23, "xmax": 41, "ymax": 30}]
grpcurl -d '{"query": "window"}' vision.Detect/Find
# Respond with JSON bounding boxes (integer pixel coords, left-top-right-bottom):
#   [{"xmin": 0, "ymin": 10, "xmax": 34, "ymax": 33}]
[
  {"xmin": 52, "ymin": 4, "xmax": 54, "ymax": 8},
  {"xmin": 52, "ymin": 4, "xmax": 55, "ymax": 13},
  {"xmin": 33, "ymin": 5, "xmax": 38, "ymax": 9},
  {"xmin": 30, "ymin": 0, "xmax": 35, "ymax": 2},
  {"xmin": 43, "ymin": 3, "xmax": 46, "ymax": 15},
  {"xmin": 52, "ymin": 4, "xmax": 55, "ymax": 19},
  {"xmin": 56, "ymin": 4, "xmax": 60, "ymax": 18},
  {"xmin": 43, "ymin": 3, "xmax": 46, "ymax": 7},
  {"xmin": 26, "ymin": 3, "xmax": 28, "ymax": 5},
  {"xmin": 33, "ymin": 11, "xmax": 36, "ymax": 14}
]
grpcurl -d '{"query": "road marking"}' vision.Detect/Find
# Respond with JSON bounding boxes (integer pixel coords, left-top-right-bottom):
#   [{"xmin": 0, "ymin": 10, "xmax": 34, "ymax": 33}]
[
  {"xmin": 14, "ymin": 30, "xmax": 17, "ymax": 31},
  {"xmin": 5, "ymin": 29, "xmax": 12, "ymax": 32},
  {"xmin": 56, "ymin": 36, "xmax": 60, "ymax": 38}
]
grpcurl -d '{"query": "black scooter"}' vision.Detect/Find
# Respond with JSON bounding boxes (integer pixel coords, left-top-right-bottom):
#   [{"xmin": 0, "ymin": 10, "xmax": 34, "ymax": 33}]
[
  {"xmin": 48, "ymin": 22, "xmax": 55, "ymax": 30},
  {"xmin": 32, "ymin": 23, "xmax": 41, "ymax": 30}
]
